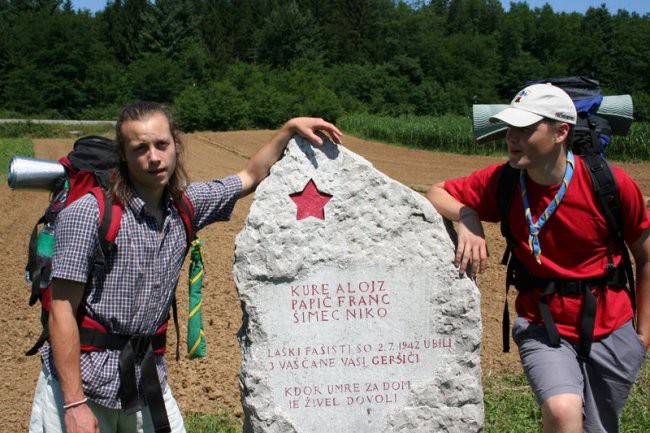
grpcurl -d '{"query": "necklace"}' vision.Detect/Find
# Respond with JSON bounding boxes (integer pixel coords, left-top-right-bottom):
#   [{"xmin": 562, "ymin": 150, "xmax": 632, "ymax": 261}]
[{"xmin": 520, "ymin": 150, "xmax": 575, "ymax": 265}]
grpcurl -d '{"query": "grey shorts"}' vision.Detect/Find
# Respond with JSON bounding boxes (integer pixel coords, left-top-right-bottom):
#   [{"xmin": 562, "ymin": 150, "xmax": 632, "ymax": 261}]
[{"xmin": 513, "ymin": 318, "xmax": 647, "ymax": 433}]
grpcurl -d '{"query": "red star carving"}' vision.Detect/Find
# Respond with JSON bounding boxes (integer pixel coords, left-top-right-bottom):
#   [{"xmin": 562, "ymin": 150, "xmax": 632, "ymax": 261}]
[{"xmin": 290, "ymin": 179, "xmax": 332, "ymax": 220}]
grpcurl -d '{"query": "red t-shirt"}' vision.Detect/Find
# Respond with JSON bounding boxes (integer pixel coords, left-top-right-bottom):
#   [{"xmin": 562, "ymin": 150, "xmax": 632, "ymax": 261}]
[{"xmin": 444, "ymin": 157, "xmax": 650, "ymax": 343}]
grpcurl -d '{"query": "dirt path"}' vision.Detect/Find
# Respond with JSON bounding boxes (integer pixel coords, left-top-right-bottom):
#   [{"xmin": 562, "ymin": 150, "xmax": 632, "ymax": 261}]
[{"xmin": 2, "ymin": 131, "xmax": 649, "ymax": 429}]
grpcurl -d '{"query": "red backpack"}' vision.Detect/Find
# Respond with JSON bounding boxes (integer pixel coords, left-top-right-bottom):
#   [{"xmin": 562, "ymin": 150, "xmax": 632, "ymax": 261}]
[{"xmin": 25, "ymin": 135, "xmax": 195, "ymax": 356}]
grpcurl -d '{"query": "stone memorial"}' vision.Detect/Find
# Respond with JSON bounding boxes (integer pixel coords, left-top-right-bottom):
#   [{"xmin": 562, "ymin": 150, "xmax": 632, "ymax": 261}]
[{"xmin": 233, "ymin": 136, "xmax": 483, "ymax": 433}]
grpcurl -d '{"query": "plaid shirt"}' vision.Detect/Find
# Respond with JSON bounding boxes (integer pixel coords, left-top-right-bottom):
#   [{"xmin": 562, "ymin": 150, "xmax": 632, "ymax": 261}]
[{"xmin": 41, "ymin": 175, "xmax": 242, "ymax": 409}]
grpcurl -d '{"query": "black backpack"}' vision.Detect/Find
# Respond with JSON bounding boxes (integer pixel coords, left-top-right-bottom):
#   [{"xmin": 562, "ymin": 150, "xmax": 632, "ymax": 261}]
[
  {"xmin": 497, "ymin": 77, "xmax": 635, "ymax": 360},
  {"xmin": 24, "ymin": 136, "xmax": 120, "ymax": 354}
]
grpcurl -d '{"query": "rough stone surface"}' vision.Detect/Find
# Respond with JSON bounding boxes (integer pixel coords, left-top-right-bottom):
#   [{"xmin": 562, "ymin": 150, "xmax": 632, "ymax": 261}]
[{"xmin": 233, "ymin": 136, "xmax": 483, "ymax": 433}]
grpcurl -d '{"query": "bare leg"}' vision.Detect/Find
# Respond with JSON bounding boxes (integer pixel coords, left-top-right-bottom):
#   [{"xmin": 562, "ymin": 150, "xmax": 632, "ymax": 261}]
[{"xmin": 541, "ymin": 393, "xmax": 583, "ymax": 433}]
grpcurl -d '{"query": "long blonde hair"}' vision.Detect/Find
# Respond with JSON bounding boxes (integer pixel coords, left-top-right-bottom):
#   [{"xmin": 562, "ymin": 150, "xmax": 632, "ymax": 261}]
[{"xmin": 111, "ymin": 102, "xmax": 189, "ymax": 204}]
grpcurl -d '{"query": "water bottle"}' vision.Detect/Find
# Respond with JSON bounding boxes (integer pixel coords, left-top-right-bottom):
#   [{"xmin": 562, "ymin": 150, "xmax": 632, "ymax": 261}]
[
  {"xmin": 37, "ymin": 223, "xmax": 56, "ymax": 257},
  {"xmin": 29, "ymin": 222, "xmax": 56, "ymax": 288}
]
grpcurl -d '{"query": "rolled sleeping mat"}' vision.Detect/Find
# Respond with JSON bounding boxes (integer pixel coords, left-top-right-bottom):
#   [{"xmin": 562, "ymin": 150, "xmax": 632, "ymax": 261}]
[
  {"xmin": 7, "ymin": 156, "xmax": 66, "ymax": 190},
  {"xmin": 472, "ymin": 104, "xmax": 508, "ymax": 144},
  {"xmin": 472, "ymin": 94, "xmax": 634, "ymax": 144}
]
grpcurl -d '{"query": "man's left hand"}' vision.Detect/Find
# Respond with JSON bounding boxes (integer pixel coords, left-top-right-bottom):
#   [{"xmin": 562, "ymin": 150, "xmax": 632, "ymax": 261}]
[{"xmin": 286, "ymin": 117, "xmax": 342, "ymax": 146}]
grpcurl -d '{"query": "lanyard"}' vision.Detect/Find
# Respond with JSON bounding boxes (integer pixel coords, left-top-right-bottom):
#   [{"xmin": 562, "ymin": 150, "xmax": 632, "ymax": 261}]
[{"xmin": 520, "ymin": 150, "xmax": 575, "ymax": 265}]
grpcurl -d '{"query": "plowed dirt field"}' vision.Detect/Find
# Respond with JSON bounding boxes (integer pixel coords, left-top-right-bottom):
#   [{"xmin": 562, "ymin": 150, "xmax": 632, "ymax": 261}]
[{"xmin": 2, "ymin": 131, "xmax": 649, "ymax": 430}]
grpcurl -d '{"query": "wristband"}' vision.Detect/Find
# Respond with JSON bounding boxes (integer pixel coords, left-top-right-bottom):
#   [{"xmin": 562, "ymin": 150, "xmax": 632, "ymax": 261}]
[{"xmin": 63, "ymin": 397, "xmax": 88, "ymax": 410}]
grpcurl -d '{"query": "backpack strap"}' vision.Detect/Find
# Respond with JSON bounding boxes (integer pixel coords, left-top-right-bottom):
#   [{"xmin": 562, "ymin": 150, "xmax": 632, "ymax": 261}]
[
  {"xmin": 26, "ymin": 215, "xmax": 47, "ymax": 306},
  {"xmin": 78, "ymin": 315, "xmax": 167, "ymax": 354},
  {"xmin": 497, "ymin": 163, "xmax": 520, "ymax": 265},
  {"xmin": 88, "ymin": 187, "xmax": 122, "ymax": 276},
  {"xmin": 496, "ymin": 163, "xmax": 519, "ymax": 353},
  {"xmin": 173, "ymin": 192, "xmax": 196, "ymax": 245},
  {"xmin": 25, "ymin": 290, "xmax": 51, "ymax": 356},
  {"xmin": 505, "ymin": 255, "xmax": 627, "ymax": 359},
  {"xmin": 78, "ymin": 315, "xmax": 171, "ymax": 433},
  {"xmin": 579, "ymin": 152, "xmax": 636, "ymax": 315},
  {"xmin": 171, "ymin": 192, "xmax": 196, "ymax": 362}
]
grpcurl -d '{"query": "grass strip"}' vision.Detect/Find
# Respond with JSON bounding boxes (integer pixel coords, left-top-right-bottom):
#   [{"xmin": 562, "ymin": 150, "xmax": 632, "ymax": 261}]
[
  {"xmin": 339, "ymin": 113, "xmax": 505, "ymax": 156},
  {"xmin": 184, "ymin": 411, "xmax": 241, "ymax": 433},
  {"xmin": 1, "ymin": 137, "xmax": 33, "ymax": 178},
  {"xmin": 483, "ymin": 372, "xmax": 543, "ymax": 432},
  {"xmin": 0, "ymin": 122, "xmax": 113, "ymax": 139},
  {"xmin": 339, "ymin": 114, "xmax": 650, "ymax": 162},
  {"xmin": 621, "ymin": 360, "xmax": 650, "ymax": 432}
]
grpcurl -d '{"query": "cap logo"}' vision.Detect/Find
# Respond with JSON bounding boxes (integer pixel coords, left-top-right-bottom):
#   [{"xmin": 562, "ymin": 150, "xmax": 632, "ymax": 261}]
[
  {"xmin": 514, "ymin": 89, "xmax": 529, "ymax": 103},
  {"xmin": 555, "ymin": 112, "xmax": 575, "ymax": 121}
]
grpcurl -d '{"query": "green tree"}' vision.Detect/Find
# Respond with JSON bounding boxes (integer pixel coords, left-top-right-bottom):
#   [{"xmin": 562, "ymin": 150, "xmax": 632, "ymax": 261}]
[
  {"xmin": 99, "ymin": 0, "xmax": 150, "ymax": 64},
  {"xmin": 320, "ymin": 0, "xmax": 394, "ymax": 63},
  {"xmin": 255, "ymin": 1, "xmax": 321, "ymax": 67},
  {"xmin": 446, "ymin": 0, "xmax": 503, "ymax": 35},
  {"xmin": 82, "ymin": 59, "xmax": 131, "ymax": 118},
  {"xmin": 1, "ymin": 0, "xmax": 649, "ymax": 124},
  {"xmin": 198, "ymin": 0, "xmax": 236, "ymax": 67},
  {"xmin": 497, "ymin": 2, "xmax": 539, "ymax": 97},
  {"xmin": 224, "ymin": 63, "xmax": 298, "ymax": 127},
  {"xmin": 570, "ymin": 5, "xmax": 614, "ymax": 80},
  {"xmin": 127, "ymin": 53, "xmax": 185, "ymax": 103},
  {"xmin": 138, "ymin": 0, "xmax": 200, "ymax": 60},
  {"xmin": 200, "ymin": 80, "xmax": 250, "ymax": 130},
  {"xmin": 178, "ymin": 41, "xmax": 220, "ymax": 86},
  {"xmin": 2, "ymin": 7, "xmax": 115, "ymax": 116},
  {"xmin": 173, "ymin": 86, "xmax": 212, "ymax": 131},
  {"xmin": 607, "ymin": 11, "xmax": 650, "ymax": 94},
  {"xmin": 199, "ymin": 0, "xmax": 272, "ymax": 65}
]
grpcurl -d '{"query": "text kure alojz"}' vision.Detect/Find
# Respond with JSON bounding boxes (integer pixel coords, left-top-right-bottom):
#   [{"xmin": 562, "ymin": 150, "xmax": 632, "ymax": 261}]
[{"xmin": 290, "ymin": 280, "xmax": 389, "ymax": 323}]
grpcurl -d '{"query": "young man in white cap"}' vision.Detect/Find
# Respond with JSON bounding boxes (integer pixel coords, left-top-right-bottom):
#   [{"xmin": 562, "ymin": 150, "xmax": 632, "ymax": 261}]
[{"xmin": 427, "ymin": 83, "xmax": 649, "ymax": 433}]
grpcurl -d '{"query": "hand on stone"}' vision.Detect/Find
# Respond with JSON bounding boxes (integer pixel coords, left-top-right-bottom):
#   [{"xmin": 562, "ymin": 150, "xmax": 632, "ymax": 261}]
[
  {"xmin": 288, "ymin": 117, "xmax": 343, "ymax": 146},
  {"xmin": 455, "ymin": 212, "xmax": 488, "ymax": 277}
]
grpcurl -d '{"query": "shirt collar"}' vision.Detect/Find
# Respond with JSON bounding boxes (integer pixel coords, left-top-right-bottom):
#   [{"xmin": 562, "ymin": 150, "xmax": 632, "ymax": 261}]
[{"xmin": 127, "ymin": 188, "xmax": 174, "ymax": 217}]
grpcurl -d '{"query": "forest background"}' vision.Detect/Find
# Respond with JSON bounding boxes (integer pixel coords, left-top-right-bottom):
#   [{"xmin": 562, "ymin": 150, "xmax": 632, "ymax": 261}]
[{"xmin": 1, "ymin": 0, "xmax": 650, "ymax": 133}]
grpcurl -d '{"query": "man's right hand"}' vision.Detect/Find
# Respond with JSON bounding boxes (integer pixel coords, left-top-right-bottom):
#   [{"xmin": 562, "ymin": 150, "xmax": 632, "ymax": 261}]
[
  {"xmin": 455, "ymin": 211, "xmax": 489, "ymax": 277},
  {"xmin": 64, "ymin": 403, "xmax": 99, "ymax": 433},
  {"xmin": 425, "ymin": 183, "xmax": 489, "ymax": 277},
  {"xmin": 50, "ymin": 278, "xmax": 96, "ymax": 432}
]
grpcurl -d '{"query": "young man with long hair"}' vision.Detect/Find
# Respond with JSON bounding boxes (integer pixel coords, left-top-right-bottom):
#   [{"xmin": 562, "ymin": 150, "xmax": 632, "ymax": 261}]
[{"xmin": 29, "ymin": 101, "xmax": 342, "ymax": 433}]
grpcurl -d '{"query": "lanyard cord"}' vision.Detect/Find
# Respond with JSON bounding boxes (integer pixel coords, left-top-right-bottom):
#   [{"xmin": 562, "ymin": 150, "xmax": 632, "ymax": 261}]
[{"xmin": 520, "ymin": 150, "xmax": 575, "ymax": 265}]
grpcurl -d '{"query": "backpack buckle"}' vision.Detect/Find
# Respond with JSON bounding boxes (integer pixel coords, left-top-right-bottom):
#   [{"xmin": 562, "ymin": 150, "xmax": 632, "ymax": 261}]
[
  {"xmin": 128, "ymin": 335, "xmax": 153, "ymax": 360},
  {"xmin": 557, "ymin": 280, "xmax": 584, "ymax": 296}
]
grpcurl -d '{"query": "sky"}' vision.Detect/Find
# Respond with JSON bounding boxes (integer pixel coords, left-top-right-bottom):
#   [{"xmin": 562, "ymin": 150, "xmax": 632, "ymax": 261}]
[
  {"xmin": 499, "ymin": 1, "xmax": 649, "ymax": 15},
  {"xmin": 71, "ymin": 0, "xmax": 649, "ymax": 15}
]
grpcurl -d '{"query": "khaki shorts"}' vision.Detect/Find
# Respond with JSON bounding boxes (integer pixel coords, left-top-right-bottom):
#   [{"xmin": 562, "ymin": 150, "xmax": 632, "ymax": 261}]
[
  {"xmin": 513, "ymin": 318, "xmax": 646, "ymax": 433},
  {"xmin": 29, "ymin": 367, "xmax": 186, "ymax": 433}
]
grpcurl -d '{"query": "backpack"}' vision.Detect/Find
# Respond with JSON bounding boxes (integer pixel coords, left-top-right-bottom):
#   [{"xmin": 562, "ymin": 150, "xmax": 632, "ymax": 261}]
[
  {"xmin": 24, "ymin": 135, "xmax": 196, "ymax": 357},
  {"xmin": 497, "ymin": 76, "xmax": 635, "ymax": 360}
]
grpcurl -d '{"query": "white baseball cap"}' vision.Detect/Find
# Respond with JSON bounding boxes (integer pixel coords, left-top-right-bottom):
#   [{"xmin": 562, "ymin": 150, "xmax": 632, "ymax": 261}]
[{"xmin": 490, "ymin": 83, "xmax": 577, "ymax": 127}]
